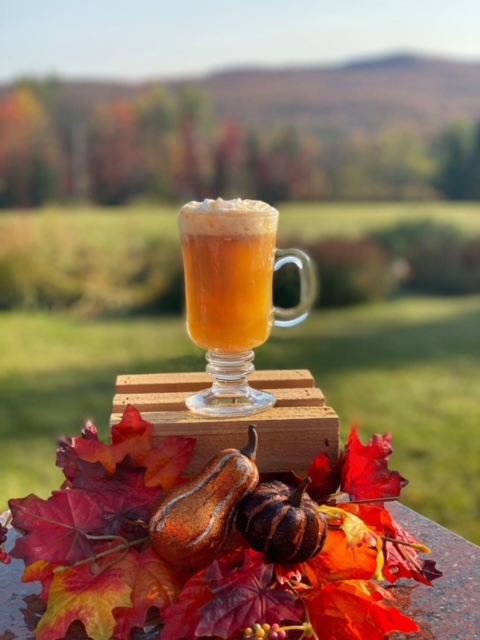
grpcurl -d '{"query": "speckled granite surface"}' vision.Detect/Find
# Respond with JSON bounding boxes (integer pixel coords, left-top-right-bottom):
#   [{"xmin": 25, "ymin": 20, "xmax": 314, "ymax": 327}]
[
  {"xmin": 388, "ymin": 503, "xmax": 480, "ymax": 640},
  {"xmin": 1, "ymin": 504, "xmax": 479, "ymax": 639}
]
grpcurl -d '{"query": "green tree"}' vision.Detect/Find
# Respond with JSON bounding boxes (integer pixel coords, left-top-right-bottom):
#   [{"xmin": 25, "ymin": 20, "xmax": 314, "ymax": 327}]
[
  {"xmin": 335, "ymin": 128, "xmax": 434, "ymax": 200},
  {"xmin": 434, "ymin": 122, "xmax": 473, "ymax": 200},
  {"xmin": 135, "ymin": 85, "xmax": 178, "ymax": 201},
  {"xmin": 173, "ymin": 86, "xmax": 213, "ymax": 200},
  {"xmin": 466, "ymin": 123, "xmax": 480, "ymax": 200}
]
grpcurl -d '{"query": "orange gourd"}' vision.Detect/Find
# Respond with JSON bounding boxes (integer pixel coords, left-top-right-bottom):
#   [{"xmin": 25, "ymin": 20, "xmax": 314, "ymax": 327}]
[{"xmin": 149, "ymin": 425, "xmax": 259, "ymax": 568}]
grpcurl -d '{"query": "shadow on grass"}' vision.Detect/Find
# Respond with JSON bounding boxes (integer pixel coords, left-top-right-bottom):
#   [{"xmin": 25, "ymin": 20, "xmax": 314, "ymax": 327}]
[{"xmin": 0, "ymin": 353, "xmax": 205, "ymax": 440}]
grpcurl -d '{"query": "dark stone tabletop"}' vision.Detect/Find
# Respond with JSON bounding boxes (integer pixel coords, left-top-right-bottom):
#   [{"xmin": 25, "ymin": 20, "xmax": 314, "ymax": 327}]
[
  {"xmin": 388, "ymin": 503, "xmax": 480, "ymax": 640},
  {"xmin": 1, "ymin": 504, "xmax": 479, "ymax": 640}
]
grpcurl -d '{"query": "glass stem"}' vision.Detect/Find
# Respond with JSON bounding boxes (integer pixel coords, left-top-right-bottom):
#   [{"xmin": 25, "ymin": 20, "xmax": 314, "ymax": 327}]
[{"xmin": 206, "ymin": 350, "xmax": 255, "ymax": 393}]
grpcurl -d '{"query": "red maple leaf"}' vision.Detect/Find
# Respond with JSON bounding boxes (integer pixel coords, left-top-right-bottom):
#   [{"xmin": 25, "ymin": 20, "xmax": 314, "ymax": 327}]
[
  {"xmin": 305, "ymin": 579, "xmax": 420, "ymax": 640},
  {"xmin": 341, "ymin": 504, "xmax": 442, "ymax": 585},
  {"xmin": 196, "ymin": 548, "xmax": 303, "ymax": 639},
  {"xmin": 56, "ymin": 423, "xmax": 100, "ymax": 484},
  {"xmin": 306, "ymin": 450, "xmax": 346, "ymax": 500},
  {"xmin": 341, "ymin": 427, "xmax": 408, "ymax": 501},
  {"xmin": 110, "ymin": 404, "xmax": 154, "ymax": 444},
  {"xmin": 161, "ymin": 569, "xmax": 213, "ymax": 640},
  {"xmin": 9, "ymin": 490, "xmax": 109, "ymax": 566},
  {"xmin": 65, "ymin": 457, "xmax": 161, "ymax": 535}
]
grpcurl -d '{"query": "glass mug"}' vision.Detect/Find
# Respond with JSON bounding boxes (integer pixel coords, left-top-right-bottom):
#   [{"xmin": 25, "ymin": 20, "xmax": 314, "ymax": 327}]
[{"xmin": 179, "ymin": 198, "xmax": 317, "ymax": 417}]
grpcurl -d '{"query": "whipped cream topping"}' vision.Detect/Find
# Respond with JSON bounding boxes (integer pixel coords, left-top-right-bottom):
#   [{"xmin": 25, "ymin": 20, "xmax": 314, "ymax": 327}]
[
  {"xmin": 178, "ymin": 198, "xmax": 279, "ymax": 237},
  {"xmin": 180, "ymin": 197, "xmax": 278, "ymax": 216}
]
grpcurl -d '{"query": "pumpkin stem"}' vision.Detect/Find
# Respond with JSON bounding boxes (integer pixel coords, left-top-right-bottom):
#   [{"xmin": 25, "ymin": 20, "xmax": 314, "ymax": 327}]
[
  {"xmin": 287, "ymin": 476, "xmax": 311, "ymax": 507},
  {"xmin": 241, "ymin": 425, "xmax": 258, "ymax": 460}
]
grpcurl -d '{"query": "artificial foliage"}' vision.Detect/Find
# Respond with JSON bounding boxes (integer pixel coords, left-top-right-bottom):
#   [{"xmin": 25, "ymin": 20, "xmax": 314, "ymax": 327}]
[{"xmin": 1, "ymin": 405, "xmax": 442, "ymax": 640}]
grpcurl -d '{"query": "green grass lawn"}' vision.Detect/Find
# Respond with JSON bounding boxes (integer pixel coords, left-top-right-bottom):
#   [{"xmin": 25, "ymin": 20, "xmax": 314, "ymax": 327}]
[{"xmin": 1, "ymin": 295, "xmax": 480, "ymax": 544}]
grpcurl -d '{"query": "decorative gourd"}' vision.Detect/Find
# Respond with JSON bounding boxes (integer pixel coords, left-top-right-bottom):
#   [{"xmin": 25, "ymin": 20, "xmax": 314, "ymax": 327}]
[
  {"xmin": 149, "ymin": 425, "xmax": 259, "ymax": 568},
  {"xmin": 236, "ymin": 477, "xmax": 328, "ymax": 563}
]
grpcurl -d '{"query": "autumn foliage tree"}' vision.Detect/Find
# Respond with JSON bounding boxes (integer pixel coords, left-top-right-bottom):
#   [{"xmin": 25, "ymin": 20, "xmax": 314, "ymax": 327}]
[
  {"xmin": 89, "ymin": 101, "xmax": 145, "ymax": 205},
  {"xmin": 0, "ymin": 87, "xmax": 60, "ymax": 207}
]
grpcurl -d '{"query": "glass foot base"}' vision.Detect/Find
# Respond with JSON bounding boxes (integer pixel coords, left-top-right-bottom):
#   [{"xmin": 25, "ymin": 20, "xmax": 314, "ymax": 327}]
[
  {"xmin": 185, "ymin": 349, "xmax": 276, "ymax": 417},
  {"xmin": 185, "ymin": 386, "xmax": 276, "ymax": 417}
]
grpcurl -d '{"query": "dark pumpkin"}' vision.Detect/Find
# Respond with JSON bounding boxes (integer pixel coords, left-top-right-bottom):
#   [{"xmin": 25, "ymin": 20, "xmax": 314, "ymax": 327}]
[{"xmin": 236, "ymin": 477, "xmax": 328, "ymax": 563}]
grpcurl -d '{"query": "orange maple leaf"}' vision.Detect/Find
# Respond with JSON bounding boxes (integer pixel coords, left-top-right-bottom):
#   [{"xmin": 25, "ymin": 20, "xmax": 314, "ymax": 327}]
[
  {"xmin": 143, "ymin": 436, "xmax": 196, "ymax": 489},
  {"xmin": 22, "ymin": 559, "xmax": 60, "ymax": 601},
  {"xmin": 111, "ymin": 547, "xmax": 189, "ymax": 638},
  {"xmin": 73, "ymin": 434, "xmax": 152, "ymax": 475},
  {"xmin": 35, "ymin": 564, "xmax": 132, "ymax": 640},
  {"xmin": 305, "ymin": 529, "xmax": 379, "ymax": 583}
]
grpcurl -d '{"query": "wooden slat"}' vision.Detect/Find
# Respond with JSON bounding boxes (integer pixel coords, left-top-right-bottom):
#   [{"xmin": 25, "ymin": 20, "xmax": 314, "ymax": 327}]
[
  {"xmin": 115, "ymin": 369, "xmax": 314, "ymax": 394},
  {"xmin": 112, "ymin": 386, "xmax": 325, "ymax": 413}
]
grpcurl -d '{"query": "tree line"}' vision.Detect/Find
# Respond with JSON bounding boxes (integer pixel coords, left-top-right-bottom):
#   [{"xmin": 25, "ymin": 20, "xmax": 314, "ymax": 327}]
[{"xmin": 0, "ymin": 78, "xmax": 479, "ymax": 208}]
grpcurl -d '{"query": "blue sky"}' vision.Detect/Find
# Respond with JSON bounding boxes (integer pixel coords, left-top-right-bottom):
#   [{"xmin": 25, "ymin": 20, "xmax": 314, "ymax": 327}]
[{"xmin": 2, "ymin": 0, "xmax": 480, "ymax": 82}]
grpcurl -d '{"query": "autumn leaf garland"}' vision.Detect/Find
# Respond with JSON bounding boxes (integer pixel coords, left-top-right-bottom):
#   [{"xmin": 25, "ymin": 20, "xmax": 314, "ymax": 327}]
[{"xmin": 3, "ymin": 405, "xmax": 442, "ymax": 640}]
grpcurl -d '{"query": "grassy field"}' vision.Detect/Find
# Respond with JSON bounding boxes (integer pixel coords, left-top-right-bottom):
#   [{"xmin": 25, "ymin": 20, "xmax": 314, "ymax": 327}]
[{"xmin": 1, "ymin": 202, "xmax": 480, "ymax": 545}]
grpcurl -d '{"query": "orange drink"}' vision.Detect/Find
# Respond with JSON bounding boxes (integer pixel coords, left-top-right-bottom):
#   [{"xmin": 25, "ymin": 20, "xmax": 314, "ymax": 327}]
[{"xmin": 179, "ymin": 199, "xmax": 278, "ymax": 352}]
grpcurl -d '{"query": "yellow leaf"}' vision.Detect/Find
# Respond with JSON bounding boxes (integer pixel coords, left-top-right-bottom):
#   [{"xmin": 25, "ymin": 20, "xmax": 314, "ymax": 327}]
[
  {"xmin": 318, "ymin": 505, "xmax": 378, "ymax": 548},
  {"xmin": 36, "ymin": 564, "xmax": 132, "ymax": 640}
]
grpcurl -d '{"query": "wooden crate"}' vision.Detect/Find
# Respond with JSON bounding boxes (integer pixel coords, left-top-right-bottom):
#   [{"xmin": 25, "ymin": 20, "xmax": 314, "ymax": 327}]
[{"xmin": 110, "ymin": 369, "xmax": 340, "ymax": 476}]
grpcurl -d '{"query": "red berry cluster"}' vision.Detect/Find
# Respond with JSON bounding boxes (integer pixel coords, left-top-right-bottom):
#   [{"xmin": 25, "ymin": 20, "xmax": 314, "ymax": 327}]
[
  {"xmin": 243, "ymin": 623, "xmax": 288, "ymax": 640},
  {"xmin": 0, "ymin": 524, "xmax": 12, "ymax": 565}
]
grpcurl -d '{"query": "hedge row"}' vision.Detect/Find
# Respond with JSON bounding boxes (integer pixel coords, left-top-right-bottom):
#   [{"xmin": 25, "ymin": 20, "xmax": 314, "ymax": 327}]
[{"xmin": 1, "ymin": 219, "xmax": 480, "ymax": 316}]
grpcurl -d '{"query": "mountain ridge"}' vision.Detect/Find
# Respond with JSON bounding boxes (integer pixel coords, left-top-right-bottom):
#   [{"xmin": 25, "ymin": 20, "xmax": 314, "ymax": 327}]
[{"xmin": 2, "ymin": 52, "xmax": 480, "ymax": 134}]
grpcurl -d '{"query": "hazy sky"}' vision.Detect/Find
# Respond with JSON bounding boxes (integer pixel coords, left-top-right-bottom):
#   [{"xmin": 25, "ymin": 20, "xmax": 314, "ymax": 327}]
[{"xmin": 2, "ymin": 0, "xmax": 480, "ymax": 82}]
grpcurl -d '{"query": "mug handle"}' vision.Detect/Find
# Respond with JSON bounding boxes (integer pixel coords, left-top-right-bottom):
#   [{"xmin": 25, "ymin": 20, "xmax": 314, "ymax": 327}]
[{"xmin": 273, "ymin": 248, "xmax": 318, "ymax": 327}]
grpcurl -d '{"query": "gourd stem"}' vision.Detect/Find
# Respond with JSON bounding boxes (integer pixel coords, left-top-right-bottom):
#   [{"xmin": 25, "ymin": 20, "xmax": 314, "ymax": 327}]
[
  {"xmin": 241, "ymin": 424, "xmax": 258, "ymax": 461},
  {"xmin": 287, "ymin": 476, "xmax": 311, "ymax": 507}
]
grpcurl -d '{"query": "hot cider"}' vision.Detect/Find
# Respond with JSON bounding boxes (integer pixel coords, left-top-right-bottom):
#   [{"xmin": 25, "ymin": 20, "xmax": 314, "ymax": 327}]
[{"xmin": 179, "ymin": 198, "xmax": 278, "ymax": 352}]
